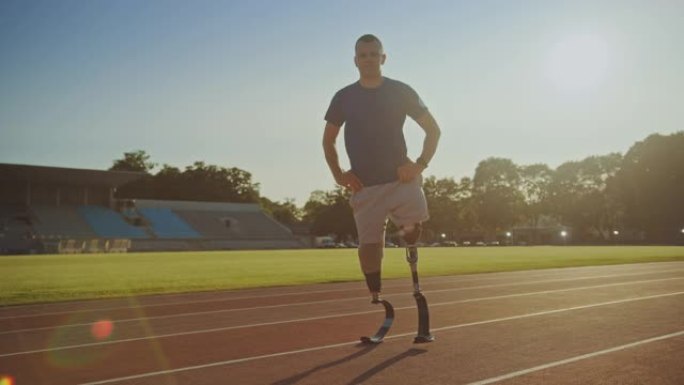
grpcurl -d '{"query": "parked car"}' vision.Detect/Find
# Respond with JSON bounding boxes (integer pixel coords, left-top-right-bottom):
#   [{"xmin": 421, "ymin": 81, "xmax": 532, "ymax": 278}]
[{"xmin": 319, "ymin": 239, "xmax": 337, "ymax": 248}]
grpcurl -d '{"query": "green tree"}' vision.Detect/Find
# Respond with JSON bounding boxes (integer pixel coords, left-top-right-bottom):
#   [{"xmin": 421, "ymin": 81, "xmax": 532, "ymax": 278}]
[
  {"xmin": 114, "ymin": 157, "xmax": 260, "ymax": 203},
  {"xmin": 110, "ymin": 150, "xmax": 156, "ymax": 173},
  {"xmin": 472, "ymin": 158, "xmax": 524, "ymax": 237},
  {"xmin": 518, "ymin": 163, "xmax": 553, "ymax": 228},
  {"xmin": 179, "ymin": 162, "xmax": 260, "ymax": 203},
  {"xmin": 548, "ymin": 154, "xmax": 623, "ymax": 242},
  {"xmin": 613, "ymin": 132, "xmax": 684, "ymax": 242},
  {"xmin": 302, "ymin": 187, "xmax": 355, "ymax": 241},
  {"xmin": 422, "ymin": 176, "xmax": 471, "ymax": 241},
  {"xmin": 150, "ymin": 164, "xmax": 185, "ymax": 200},
  {"xmin": 260, "ymin": 197, "xmax": 301, "ymax": 226}
]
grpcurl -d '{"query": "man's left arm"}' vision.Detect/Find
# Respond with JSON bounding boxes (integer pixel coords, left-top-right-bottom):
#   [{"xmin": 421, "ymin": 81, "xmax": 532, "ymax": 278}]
[
  {"xmin": 397, "ymin": 111, "xmax": 441, "ymax": 182},
  {"xmin": 414, "ymin": 111, "xmax": 441, "ymax": 168}
]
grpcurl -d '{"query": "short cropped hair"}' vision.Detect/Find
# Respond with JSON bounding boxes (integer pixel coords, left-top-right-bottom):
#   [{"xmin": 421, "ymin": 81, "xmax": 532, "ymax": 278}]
[{"xmin": 356, "ymin": 34, "xmax": 383, "ymax": 50}]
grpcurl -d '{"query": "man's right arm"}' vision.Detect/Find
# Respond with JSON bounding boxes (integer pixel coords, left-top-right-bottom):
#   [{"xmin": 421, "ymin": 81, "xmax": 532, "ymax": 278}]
[{"xmin": 323, "ymin": 122, "xmax": 363, "ymax": 192}]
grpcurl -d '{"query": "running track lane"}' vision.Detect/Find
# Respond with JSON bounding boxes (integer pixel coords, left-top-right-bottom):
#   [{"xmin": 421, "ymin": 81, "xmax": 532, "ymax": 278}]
[{"xmin": 1, "ymin": 262, "xmax": 682, "ymax": 384}]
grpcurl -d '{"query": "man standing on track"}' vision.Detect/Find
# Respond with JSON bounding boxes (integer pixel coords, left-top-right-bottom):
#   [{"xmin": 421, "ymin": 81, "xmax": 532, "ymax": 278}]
[{"xmin": 322, "ymin": 34, "xmax": 441, "ymax": 303}]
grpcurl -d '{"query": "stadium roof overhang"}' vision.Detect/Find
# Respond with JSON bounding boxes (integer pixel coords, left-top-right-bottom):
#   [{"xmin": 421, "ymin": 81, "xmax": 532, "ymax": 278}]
[{"xmin": 0, "ymin": 163, "xmax": 147, "ymax": 187}]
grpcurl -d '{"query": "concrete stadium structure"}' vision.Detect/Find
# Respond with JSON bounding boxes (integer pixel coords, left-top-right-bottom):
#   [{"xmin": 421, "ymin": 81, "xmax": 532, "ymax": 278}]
[{"xmin": 0, "ymin": 163, "xmax": 301, "ymax": 254}]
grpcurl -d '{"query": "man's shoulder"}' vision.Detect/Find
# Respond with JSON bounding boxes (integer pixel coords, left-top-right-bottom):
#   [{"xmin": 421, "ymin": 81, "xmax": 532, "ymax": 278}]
[
  {"xmin": 333, "ymin": 82, "xmax": 360, "ymax": 98},
  {"xmin": 384, "ymin": 77, "xmax": 414, "ymax": 92}
]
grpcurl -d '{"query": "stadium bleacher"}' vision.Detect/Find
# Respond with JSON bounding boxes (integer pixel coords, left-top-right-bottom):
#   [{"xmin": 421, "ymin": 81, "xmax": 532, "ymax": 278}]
[
  {"xmin": 136, "ymin": 207, "xmax": 201, "ymax": 239},
  {"xmin": 78, "ymin": 205, "xmax": 149, "ymax": 239},
  {"xmin": 32, "ymin": 205, "xmax": 97, "ymax": 239},
  {"xmin": 0, "ymin": 204, "xmax": 39, "ymax": 253},
  {"xmin": 135, "ymin": 200, "xmax": 291, "ymax": 239},
  {"xmin": 3, "ymin": 200, "xmax": 301, "ymax": 253},
  {"xmin": 132, "ymin": 200, "xmax": 301, "ymax": 250},
  {"xmin": 0, "ymin": 164, "xmax": 304, "ymax": 254}
]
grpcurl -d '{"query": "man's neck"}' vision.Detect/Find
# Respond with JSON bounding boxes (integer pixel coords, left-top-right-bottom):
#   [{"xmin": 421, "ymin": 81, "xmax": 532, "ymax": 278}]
[{"xmin": 358, "ymin": 75, "xmax": 384, "ymax": 89}]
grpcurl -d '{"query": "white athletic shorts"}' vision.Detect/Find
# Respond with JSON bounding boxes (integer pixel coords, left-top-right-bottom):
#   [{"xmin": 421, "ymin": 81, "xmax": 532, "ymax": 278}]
[{"xmin": 350, "ymin": 176, "xmax": 429, "ymax": 245}]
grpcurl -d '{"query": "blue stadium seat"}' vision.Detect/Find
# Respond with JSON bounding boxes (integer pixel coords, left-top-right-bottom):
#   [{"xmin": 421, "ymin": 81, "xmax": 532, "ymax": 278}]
[
  {"xmin": 78, "ymin": 206, "xmax": 149, "ymax": 239},
  {"xmin": 137, "ymin": 208, "xmax": 201, "ymax": 239}
]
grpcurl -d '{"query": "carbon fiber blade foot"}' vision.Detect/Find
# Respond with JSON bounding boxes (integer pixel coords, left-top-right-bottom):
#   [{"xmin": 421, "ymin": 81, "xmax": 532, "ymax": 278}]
[
  {"xmin": 413, "ymin": 292, "xmax": 434, "ymax": 343},
  {"xmin": 360, "ymin": 299, "xmax": 394, "ymax": 344}
]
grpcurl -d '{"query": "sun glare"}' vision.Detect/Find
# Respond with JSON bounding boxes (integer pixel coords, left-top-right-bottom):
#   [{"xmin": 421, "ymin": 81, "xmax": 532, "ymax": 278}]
[{"xmin": 544, "ymin": 33, "xmax": 609, "ymax": 93}]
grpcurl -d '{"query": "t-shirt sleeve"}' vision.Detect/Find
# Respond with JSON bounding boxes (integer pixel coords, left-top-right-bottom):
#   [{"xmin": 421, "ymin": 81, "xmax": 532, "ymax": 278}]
[
  {"xmin": 402, "ymin": 84, "xmax": 429, "ymax": 120},
  {"xmin": 324, "ymin": 91, "xmax": 345, "ymax": 127}
]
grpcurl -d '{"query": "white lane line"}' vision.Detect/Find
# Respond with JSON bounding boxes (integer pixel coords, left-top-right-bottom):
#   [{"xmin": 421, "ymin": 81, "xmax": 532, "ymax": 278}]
[
  {"xmin": 3, "ymin": 276, "xmax": 682, "ymax": 336},
  {"xmin": 3, "ymin": 262, "xmax": 683, "ymax": 315},
  {"xmin": 3, "ymin": 280, "xmax": 682, "ymax": 358},
  {"xmin": 423, "ymin": 292, "xmax": 684, "ymax": 336},
  {"xmin": 77, "ymin": 291, "xmax": 684, "ymax": 385},
  {"xmin": 2, "ymin": 268, "xmax": 682, "ymax": 321},
  {"xmin": 465, "ymin": 330, "xmax": 684, "ymax": 385},
  {"xmin": 2, "ymin": 270, "xmax": 526, "ymax": 312},
  {"xmin": 4, "ymin": 261, "xmax": 683, "ymax": 315}
]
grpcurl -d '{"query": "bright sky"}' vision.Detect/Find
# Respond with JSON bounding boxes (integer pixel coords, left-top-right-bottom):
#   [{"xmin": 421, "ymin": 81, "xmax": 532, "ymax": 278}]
[{"xmin": 1, "ymin": 0, "xmax": 682, "ymax": 204}]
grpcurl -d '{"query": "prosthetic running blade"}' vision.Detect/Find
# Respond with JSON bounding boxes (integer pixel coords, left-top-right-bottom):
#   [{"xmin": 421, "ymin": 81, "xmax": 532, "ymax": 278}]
[
  {"xmin": 413, "ymin": 291, "xmax": 435, "ymax": 343},
  {"xmin": 407, "ymin": 246, "xmax": 435, "ymax": 343},
  {"xmin": 360, "ymin": 299, "xmax": 395, "ymax": 344}
]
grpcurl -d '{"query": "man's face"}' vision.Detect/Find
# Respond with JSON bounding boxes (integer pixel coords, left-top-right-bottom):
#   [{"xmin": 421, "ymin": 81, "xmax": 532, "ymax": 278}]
[{"xmin": 354, "ymin": 40, "xmax": 385, "ymax": 77}]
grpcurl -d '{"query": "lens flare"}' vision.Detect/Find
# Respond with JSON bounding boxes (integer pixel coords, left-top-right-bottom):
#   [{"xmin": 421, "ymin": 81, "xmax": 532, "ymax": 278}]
[
  {"xmin": 91, "ymin": 319, "xmax": 114, "ymax": 340},
  {"xmin": 46, "ymin": 313, "xmax": 120, "ymax": 369},
  {"xmin": 0, "ymin": 375, "xmax": 16, "ymax": 385}
]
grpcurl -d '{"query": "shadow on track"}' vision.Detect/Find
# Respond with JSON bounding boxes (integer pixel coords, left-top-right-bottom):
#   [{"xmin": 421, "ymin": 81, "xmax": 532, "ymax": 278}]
[
  {"xmin": 271, "ymin": 344, "xmax": 378, "ymax": 385},
  {"xmin": 346, "ymin": 348, "xmax": 428, "ymax": 385}
]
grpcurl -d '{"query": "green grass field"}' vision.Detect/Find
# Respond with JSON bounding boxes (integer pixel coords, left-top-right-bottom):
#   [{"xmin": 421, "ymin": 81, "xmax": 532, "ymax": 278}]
[{"xmin": 1, "ymin": 246, "xmax": 683, "ymax": 306}]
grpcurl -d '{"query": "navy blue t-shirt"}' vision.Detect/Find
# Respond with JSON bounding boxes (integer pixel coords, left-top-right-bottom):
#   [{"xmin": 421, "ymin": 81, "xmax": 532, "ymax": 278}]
[{"xmin": 325, "ymin": 77, "xmax": 428, "ymax": 187}]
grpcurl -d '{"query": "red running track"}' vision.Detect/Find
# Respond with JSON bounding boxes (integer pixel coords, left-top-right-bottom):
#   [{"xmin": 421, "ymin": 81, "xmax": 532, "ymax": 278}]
[{"xmin": 1, "ymin": 261, "xmax": 683, "ymax": 385}]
